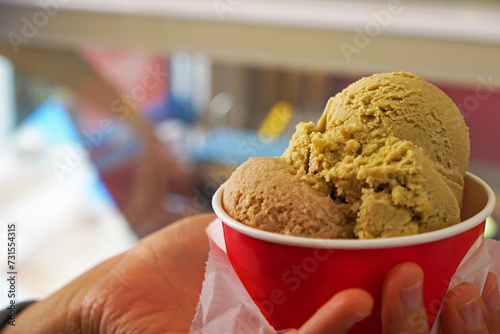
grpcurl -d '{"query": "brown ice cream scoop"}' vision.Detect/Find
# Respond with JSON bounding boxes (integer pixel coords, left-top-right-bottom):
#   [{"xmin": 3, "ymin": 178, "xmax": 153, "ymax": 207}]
[{"xmin": 222, "ymin": 156, "xmax": 353, "ymax": 239}]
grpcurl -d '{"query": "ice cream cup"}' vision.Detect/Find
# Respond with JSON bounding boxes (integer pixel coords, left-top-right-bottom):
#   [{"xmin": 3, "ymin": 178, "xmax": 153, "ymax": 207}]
[{"xmin": 212, "ymin": 172, "xmax": 495, "ymax": 333}]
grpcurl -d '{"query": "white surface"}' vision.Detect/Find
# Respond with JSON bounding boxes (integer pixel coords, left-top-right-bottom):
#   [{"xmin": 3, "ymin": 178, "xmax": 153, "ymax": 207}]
[{"xmin": 0, "ymin": 132, "xmax": 137, "ymax": 309}]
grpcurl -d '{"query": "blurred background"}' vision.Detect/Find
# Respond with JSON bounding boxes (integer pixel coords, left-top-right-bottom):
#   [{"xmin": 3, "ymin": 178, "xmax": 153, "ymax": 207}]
[{"xmin": 0, "ymin": 0, "xmax": 499, "ymax": 307}]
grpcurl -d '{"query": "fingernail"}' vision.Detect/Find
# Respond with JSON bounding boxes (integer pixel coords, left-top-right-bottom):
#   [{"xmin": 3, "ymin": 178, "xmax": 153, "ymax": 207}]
[
  {"xmin": 458, "ymin": 297, "xmax": 482, "ymax": 328},
  {"xmin": 483, "ymin": 280, "xmax": 499, "ymax": 310},
  {"xmin": 343, "ymin": 312, "xmax": 371, "ymax": 330},
  {"xmin": 400, "ymin": 280, "xmax": 423, "ymax": 310}
]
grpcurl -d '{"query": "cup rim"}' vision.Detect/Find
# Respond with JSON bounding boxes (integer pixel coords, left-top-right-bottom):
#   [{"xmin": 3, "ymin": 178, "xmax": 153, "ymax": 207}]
[{"xmin": 212, "ymin": 172, "xmax": 495, "ymax": 249}]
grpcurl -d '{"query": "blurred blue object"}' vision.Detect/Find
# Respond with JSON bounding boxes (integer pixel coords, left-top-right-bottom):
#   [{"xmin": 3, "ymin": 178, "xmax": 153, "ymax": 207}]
[
  {"xmin": 148, "ymin": 93, "xmax": 197, "ymax": 124},
  {"xmin": 188, "ymin": 126, "xmax": 289, "ymax": 164},
  {"xmin": 21, "ymin": 98, "xmax": 116, "ymax": 206},
  {"xmin": 22, "ymin": 99, "xmax": 81, "ymax": 145}
]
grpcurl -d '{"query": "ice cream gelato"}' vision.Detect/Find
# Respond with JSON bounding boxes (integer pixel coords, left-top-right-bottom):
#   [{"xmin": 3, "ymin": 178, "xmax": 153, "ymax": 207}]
[
  {"xmin": 222, "ymin": 72, "xmax": 470, "ymax": 239},
  {"xmin": 222, "ymin": 156, "xmax": 353, "ymax": 238}
]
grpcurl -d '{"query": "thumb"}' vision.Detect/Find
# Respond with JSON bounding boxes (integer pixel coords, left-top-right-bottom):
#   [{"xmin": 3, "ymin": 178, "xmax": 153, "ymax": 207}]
[
  {"xmin": 382, "ymin": 262, "xmax": 429, "ymax": 334},
  {"xmin": 442, "ymin": 282, "xmax": 489, "ymax": 334}
]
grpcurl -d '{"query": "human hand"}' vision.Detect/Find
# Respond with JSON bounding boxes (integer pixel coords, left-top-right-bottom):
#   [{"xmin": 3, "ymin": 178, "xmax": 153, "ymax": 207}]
[
  {"xmin": 1, "ymin": 213, "xmax": 215, "ymax": 334},
  {"xmin": 289, "ymin": 262, "xmax": 500, "ymax": 334}
]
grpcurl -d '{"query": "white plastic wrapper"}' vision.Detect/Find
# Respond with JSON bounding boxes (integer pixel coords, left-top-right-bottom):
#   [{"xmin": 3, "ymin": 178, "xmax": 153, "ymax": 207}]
[
  {"xmin": 190, "ymin": 220, "xmax": 275, "ymax": 334},
  {"xmin": 191, "ymin": 219, "xmax": 500, "ymax": 334}
]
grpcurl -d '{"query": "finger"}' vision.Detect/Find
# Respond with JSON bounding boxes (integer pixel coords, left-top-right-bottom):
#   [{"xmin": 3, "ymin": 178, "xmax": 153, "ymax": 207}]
[
  {"xmin": 442, "ymin": 282, "xmax": 488, "ymax": 334},
  {"xmin": 481, "ymin": 272, "xmax": 500, "ymax": 332},
  {"xmin": 135, "ymin": 213, "xmax": 215, "ymax": 263},
  {"xmin": 140, "ymin": 213, "xmax": 216, "ymax": 248},
  {"xmin": 381, "ymin": 262, "xmax": 429, "ymax": 334},
  {"xmin": 123, "ymin": 213, "xmax": 216, "ymax": 320},
  {"xmin": 298, "ymin": 288, "xmax": 373, "ymax": 334}
]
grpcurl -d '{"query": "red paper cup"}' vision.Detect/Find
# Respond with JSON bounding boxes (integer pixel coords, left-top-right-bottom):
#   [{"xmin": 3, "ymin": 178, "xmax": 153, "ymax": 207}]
[{"xmin": 212, "ymin": 172, "xmax": 495, "ymax": 333}]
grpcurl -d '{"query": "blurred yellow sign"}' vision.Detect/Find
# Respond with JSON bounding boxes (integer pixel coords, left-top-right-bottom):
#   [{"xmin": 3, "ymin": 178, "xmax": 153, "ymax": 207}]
[{"xmin": 258, "ymin": 101, "xmax": 293, "ymax": 142}]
